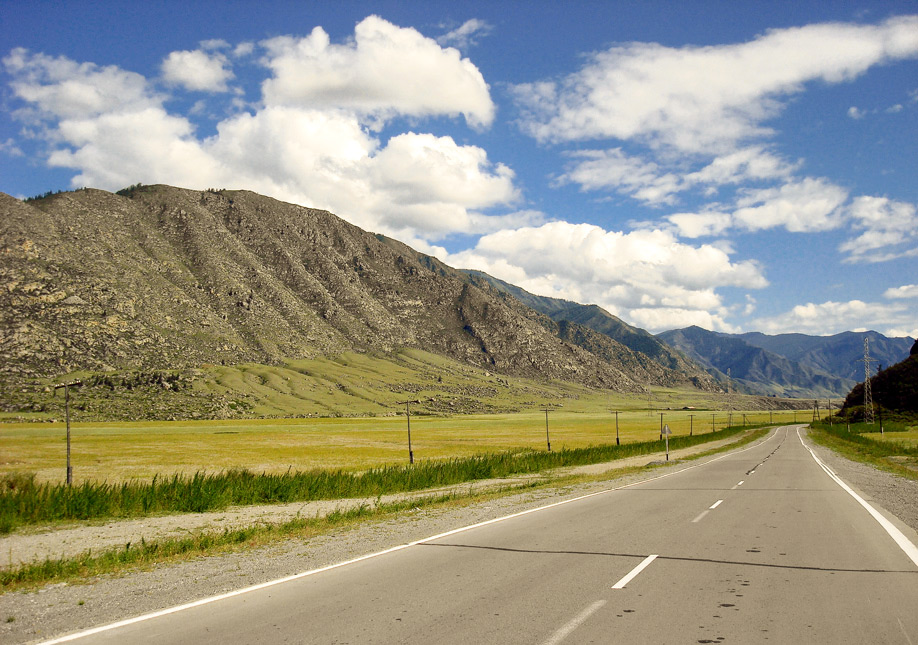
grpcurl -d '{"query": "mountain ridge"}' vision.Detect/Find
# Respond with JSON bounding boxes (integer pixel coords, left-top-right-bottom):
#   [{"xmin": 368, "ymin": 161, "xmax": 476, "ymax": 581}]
[{"xmin": 1, "ymin": 184, "xmax": 697, "ymax": 397}]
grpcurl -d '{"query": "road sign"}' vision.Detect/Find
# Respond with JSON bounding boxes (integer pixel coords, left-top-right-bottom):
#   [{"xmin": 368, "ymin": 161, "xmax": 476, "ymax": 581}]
[{"xmin": 663, "ymin": 424, "xmax": 671, "ymax": 461}]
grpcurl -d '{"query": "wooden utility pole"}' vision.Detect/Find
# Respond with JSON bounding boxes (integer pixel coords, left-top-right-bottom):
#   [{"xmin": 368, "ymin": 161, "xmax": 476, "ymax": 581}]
[
  {"xmin": 396, "ymin": 399, "xmax": 421, "ymax": 464},
  {"xmin": 610, "ymin": 410, "xmax": 620, "ymax": 445},
  {"xmin": 54, "ymin": 380, "xmax": 82, "ymax": 485},
  {"xmin": 540, "ymin": 406, "xmax": 557, "ymax": 451}
]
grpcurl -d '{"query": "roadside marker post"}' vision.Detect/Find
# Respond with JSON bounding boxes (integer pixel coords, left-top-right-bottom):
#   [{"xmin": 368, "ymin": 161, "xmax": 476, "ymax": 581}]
[
  {"xmin": 610, "ymin": 410, "xmax": 620, "ymax": 445},
  {"xmin": 662, "ymin": 424, "xmax": 672, "ymax": 461}
]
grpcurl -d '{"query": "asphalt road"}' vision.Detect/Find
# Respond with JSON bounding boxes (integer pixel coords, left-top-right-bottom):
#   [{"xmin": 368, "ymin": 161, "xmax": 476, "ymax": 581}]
[{"xmin": 47, "ymin": 426, "xmax": 918, "ymax": 644}]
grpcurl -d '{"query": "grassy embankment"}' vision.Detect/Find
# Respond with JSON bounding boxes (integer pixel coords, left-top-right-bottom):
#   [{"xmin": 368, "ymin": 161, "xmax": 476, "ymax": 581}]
[{"xmin": 808, "ymin": 418, "xmax": 918, "ymax": 479}]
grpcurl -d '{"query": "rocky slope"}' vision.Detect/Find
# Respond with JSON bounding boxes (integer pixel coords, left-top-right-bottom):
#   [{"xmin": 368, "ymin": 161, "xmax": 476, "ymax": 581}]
[{"xmin": 0, "ymin": 185, "xmax": 699, "ymax": 397}]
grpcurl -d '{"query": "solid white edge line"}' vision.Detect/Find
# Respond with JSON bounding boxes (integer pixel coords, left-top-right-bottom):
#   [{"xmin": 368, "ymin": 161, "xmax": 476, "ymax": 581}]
[
  {"xmin": 540, "ymin": 599, "xmax": 607, "ymax": 645},
  {"xmin": 40, "ymin": 428, "xmax": 783, "ymax": 644},
  {"xmin": 612, "ymin": 554, "xmax": 658, "ymax": 589},
  {"xmin": 710, "ymin": 500, "xmax": 724, "ymax": 509},
  {"xmin": 797, "ymin": 428, "xmax": 918, "ymax": 568}
]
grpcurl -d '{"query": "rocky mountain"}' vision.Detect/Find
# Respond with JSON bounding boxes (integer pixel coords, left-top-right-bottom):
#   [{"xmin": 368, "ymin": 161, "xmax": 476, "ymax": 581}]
[
  {"xmin": 657, "ymin": 326, "xmax": 858, "ymax": 398},
  {"xmin": 462, "ymin": 271, "xmax": 717, "ymax": 390},
  {"xmin": 1, "ymin": 185, "xmax": 715, "ymax": 397}
]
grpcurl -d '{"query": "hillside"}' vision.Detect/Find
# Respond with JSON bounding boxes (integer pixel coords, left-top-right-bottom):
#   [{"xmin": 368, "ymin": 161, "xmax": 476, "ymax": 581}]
[
  {"xmin": 657, "ymin": 326, "xmax": 855, "ymax": 398},
  {"xmin": 843, "ymin": 338, "xmax": 918, "ymax": 416},
  {"xmin": 0, "ymin": 185, "xmax": 735, "ymax": 419},
  {"xmin": 462, "ymin": 271, "xmax": 717, "ymax": 390}
]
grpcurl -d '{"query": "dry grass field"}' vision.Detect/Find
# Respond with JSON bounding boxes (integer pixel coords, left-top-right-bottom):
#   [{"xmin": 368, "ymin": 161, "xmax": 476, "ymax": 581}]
[{"xmin": 1, "ymin": 406, "xmax": 801, "ymax": 485}]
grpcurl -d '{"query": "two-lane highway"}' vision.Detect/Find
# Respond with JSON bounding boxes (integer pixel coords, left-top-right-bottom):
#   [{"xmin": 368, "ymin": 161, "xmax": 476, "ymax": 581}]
[{"xmin": 46, "ymin": 427, "xmax": 918, "ymax": 644}]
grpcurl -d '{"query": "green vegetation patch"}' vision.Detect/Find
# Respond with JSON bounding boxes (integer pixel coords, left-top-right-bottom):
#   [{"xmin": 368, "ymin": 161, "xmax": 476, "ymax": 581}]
[{"xmin": 809, "ymin": 421, "xmax": 918, "ymax": 480}]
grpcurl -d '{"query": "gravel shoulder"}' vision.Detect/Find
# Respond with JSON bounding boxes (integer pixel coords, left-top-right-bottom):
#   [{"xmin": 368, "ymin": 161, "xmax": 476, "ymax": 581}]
[{"xmin": 2, "ymin": 427, "xmax": 917, "ymax": 644}]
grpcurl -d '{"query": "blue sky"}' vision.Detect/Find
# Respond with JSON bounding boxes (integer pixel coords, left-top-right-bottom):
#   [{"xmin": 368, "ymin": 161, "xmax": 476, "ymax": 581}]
[{"xmin": 2, "ymin": 0, "xmax": 916, "ymax": 338}]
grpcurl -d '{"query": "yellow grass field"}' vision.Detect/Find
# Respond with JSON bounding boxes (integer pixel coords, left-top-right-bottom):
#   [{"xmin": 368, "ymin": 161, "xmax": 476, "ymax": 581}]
[{"xmin": 1, "ymin": 407, "xmax": 802, "ymax": 484}]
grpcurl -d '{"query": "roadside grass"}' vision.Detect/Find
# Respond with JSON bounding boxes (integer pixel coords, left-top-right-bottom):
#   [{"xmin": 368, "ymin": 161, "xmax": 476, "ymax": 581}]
[
  {"xmin": 808, "ymin": 421, "xmax": 918, "ymax": 480},
  {"xmin": 0, "ymin": 427, "xmax": 769, "ymax": 592},
  {"xmin": 0, "ymin": 427, "xmax": 752, "ymax": 533}
]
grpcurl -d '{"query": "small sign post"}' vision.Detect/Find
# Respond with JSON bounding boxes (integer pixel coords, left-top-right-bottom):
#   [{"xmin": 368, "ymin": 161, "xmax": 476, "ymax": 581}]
[{"xmin": 662, "ymin": 423, "xmax": 672, "ymax": 461}]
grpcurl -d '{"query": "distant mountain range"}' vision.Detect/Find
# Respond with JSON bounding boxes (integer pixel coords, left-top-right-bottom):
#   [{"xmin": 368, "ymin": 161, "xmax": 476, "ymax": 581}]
[{"xmin": 657, "ymin": 326, "xmax": 914, "ymax": 399}]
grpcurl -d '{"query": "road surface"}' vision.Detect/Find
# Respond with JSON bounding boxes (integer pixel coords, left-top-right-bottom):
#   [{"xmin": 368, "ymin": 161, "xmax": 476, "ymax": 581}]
[{"xmin": 45, "ymin": 426, "xmax": 918, "ymax": 644}]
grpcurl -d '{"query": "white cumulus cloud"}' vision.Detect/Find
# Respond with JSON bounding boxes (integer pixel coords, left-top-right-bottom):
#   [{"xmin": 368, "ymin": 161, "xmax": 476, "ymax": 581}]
[
  {"xmin": 4, "ymin": 48, "xmax": 158, "ymax": 120},
  {"xmin": 733, "ymin": 178, "xmax": 848, "ymax": 232},
  {"xmin": 513, "ymin": 15, "xmax": 918, "ymax": 153},
  {"xmin": 751, "ymin": 299, "xmax": 917, "ymax": 337},
  {"xmin": 260, "ymin": 16, "xmax": 495, "ymax": 129},
  {"xmin": 447, "ymin": 221, "xmax": 767, "ymax": 332},
  {"xmin": 839, "ymin": 196, "xmax": 918, "ymax": 262},
  {"xmin": 4, "ymin": 28, "xmax": 516, "ymax": 244},
  {"xmin": 884, "ymin": 284, "xmax": 918, "ymax": 299},
  {"xmin": 161, "ymin": 49, "xmax": 234, "ymax": 92}
]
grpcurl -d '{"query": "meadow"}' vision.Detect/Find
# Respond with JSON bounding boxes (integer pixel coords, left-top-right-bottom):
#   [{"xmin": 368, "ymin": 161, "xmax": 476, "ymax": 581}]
[{"xmin": 0, "ymin": 406, "xmax": 802, "ymax": 485}]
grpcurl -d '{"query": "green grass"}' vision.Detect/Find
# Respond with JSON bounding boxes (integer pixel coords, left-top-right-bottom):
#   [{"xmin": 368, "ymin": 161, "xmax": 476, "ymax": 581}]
[
  {"xmin": 809, "ymin": 421, "xmax": 918, "ymax": 480},
  {"xmin": 0, "ymin": 427, "xmax": 750, "ymax": 533}
]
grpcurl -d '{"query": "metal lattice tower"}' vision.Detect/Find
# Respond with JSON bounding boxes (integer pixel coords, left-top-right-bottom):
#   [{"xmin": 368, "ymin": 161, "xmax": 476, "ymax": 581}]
[{"xmin": 860, "ymin": 337, "xmax": 878, "ymax": 424}]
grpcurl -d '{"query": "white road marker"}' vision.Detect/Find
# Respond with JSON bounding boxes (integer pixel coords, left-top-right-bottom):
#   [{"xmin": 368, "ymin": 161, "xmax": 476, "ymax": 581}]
[
  {"xmin": 710, "ymin": 500, "xmax": 723, "ymax": 509},
  {"xmin": 612, "ymin": 554, "xmax": 658, "ymax": 589},
  {"xmin": 541, "ymin": 599, "xmax": 607, "ymax": 645},
  {"xmin": 691, "ymin": 510, "xmax": 709, "ymax": 523},
  {"xmin": 798, "ymin": 429, "xmax": 918, "ymax": 568}
]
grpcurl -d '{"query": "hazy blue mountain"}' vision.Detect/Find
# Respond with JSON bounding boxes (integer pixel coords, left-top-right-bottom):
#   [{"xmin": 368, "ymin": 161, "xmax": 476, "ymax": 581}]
[
  {"xmin": 657, "ymin": 326, "xmax": 857, "ymax": 398},
  {"xmin": 737, "ymin": 331, "xmax": 914, "ymax": 381}
]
